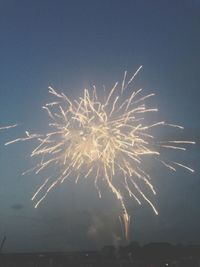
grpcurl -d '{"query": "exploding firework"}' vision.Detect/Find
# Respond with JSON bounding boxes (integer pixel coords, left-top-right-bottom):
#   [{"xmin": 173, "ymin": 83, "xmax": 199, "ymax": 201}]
[{"xmin": 5, "ymin": 67, "xmax": 195, "ymax": 240}]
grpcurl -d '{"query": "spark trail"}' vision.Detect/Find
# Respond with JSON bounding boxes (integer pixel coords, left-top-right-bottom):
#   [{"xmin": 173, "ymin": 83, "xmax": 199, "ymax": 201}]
[
  {"xmin": 5, "ymin": 67, "xmax": 195, "ymax": 240},
  {"xmin": 0, "ymin": 124, "xmax": 17, "ymax": 130}
]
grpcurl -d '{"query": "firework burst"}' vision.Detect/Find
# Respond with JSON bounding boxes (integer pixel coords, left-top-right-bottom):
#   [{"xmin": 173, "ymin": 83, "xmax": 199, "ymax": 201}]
[{"xmin": 5, "ymin": 67, "xmax": 195, "ymax": 240}]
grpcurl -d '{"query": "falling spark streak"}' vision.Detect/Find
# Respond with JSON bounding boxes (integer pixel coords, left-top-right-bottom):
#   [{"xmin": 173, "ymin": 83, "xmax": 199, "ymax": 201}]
[
  {"xmin": 5, "ymin": 132, "xmax": 42, "ymax": 146},
  {"xmin": 32, "ymin": 177, "xmax": 50, "ymax": 200},
  {"xmin": 159, "ymin": 145, "xmax": 186, "ymax": 151},
  {"xmin": 159, "ymin": 140, "xmax": 196, "ymax": 144},
  {"xmin": 173, "ymin": 162, "xmax": 195, "ymax": 173},
  {"xmin": 0, "ymin": 124, "xmax": 18, "ymax": 130},
  {"xmin": 6, "ymin": 67, "xmax": 195, "ymax": 240}
]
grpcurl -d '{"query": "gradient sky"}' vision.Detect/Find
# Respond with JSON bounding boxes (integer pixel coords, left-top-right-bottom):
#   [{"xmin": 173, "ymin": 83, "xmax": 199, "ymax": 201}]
[{"xmin": 0, "ymin": 0, "xmax": 200, "ymax": 252}]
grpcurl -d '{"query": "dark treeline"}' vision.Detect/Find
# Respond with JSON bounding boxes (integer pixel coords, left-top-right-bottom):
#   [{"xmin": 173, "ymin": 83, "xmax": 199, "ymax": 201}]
[
  {"xmin": 0, "ymin": 242, "xmax": 200, "ymax": 267},
  {"xmin": 1, "ymin": 242, "xmax": 200, "ymax": 260},
  {"xmin": 102, "ymin": 242, "xmax": 200, "ymax": 260}
]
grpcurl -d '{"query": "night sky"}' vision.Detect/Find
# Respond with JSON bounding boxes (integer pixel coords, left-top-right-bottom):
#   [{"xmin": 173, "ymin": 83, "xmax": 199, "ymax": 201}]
[{"xmin": 0, "ymin": 0, "xmax": 200, "ymax": 252}]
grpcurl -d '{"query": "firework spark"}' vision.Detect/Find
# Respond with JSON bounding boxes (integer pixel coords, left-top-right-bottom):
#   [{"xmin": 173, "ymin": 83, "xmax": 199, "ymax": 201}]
[
  {"xmin": 0, "ymin": 124, "xmax": 18, "ymax": 130},
  {"xmin": 5, "ymin": 67, "xmax": 195, "ymax": 240}
]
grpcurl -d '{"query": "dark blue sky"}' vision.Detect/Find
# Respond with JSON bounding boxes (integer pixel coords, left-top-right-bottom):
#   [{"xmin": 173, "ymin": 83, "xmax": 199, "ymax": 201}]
[{"xmin": 0, "ymin": 0, "xmax": 200, "ymax": 252}]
